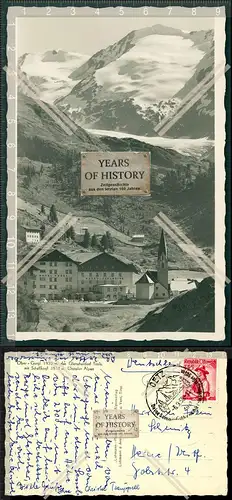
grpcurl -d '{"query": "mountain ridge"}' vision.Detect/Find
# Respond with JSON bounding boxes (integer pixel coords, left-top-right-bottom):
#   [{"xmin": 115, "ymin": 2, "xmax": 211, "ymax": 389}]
[{"xmin": 55, "ymin": 26, "xmax": 214, "ymax": 138}]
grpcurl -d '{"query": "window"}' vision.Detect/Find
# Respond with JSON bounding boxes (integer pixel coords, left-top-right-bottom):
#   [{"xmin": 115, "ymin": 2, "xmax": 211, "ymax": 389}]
[
  {"xmin": 156, "ymin": 286, "xmax": 159, "ymax": 290},
  {"xmin": 81, "ymin": 288, "xmax": 84, "ymax": 292},
  {"xmin": 54, "ymin": 270, "xmax": 57, "ymax": 274},
  {"xmin": 65, "ymin": 262, "xmax": 69, "ymax": 267},
  {"xmin": 40, "ymin": 294, "xmax": 46, "ymax": 298},
  {"xmin": 104, "ymin": 273, "xmax": 106, "ymax": 277},
  {"xmin": 69, "ymin": 278, "xmax": 72, "ymax": 282},
  {"xmin": 119, "ymin": 273, "xmax": 122, "ymax": 277},
  {"xmin": 107, "ymin": 288, "xmax": 110, "ymax": 292},
  {"xmin": 50, "ymin": 270, "xmax": 53, "ymax": 274},
  {"xmin": 54, "ymin": 278, "xmax": 57, "ymax": 282},
  {"xmin": 89, "ymin": 272, "xmax": 92, "ymax": 276},
  {"xmin": 81, "ymin": 281, "xmax": 84, "ymax": 284},
  {"xmin": 162, "ymin": 293, "xmax": 165, "ymax": 296},
  {"xmin": 155, "ymin": 293, "xmax": 158, "ymax": 297},
  {"xmin": 65, "ymin": 278, "xmax": 69, "ymax": 282},
  {"xmin": 66, "ymin": 270, "xmax": 69, "ymax": 274},
  {"xmin": 96, "ymin": 273, "xmax": 99, "ymax": 277},
  {"xmin": 111, "ymin": 273, "xmax": 114, "ymax": 276},
  {"xmin": 113, "ymin": 295, "xmax": 117, "ymax": 299},
  {"xmin": 89, "ymin": 280, "xmax": 92, "ymax": 284},
  {"xmin": 69, "ymin": 270, "xmax": 72, "ymax": 274},
  {"xmin": 40, "ymin": 269, "xmax": 45, "ymax": 273},
  {"xmin": 54, "ymin": 285, "xmax": 57, "ymax": 289},
  {"xmin": 33, "ymin": 282, "xmax": 36, "ymax": 289},
  {"xmin": 49, "ymin": 262, "xmax": 52, "ymax": 266},
  {"xmin": 40, "ymin": 277, "xmax": 46, "ymax": 281},
  {"xmin": 113, "ymin": 287, "xmax": 117, "ymax": 291},
  {"xmin": 40, "ymin": 285, "xmax": 46, "ymax": 289}
]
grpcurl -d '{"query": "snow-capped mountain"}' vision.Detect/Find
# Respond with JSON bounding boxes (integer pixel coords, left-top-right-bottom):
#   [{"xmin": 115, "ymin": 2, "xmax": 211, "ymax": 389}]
[
  {"xmin": 18, "ymin": 50, "xmax": 89, "ymax": 103},
  {"xmin": 55, "ymin": 25, "xmax": 214, "ymax": 138}
]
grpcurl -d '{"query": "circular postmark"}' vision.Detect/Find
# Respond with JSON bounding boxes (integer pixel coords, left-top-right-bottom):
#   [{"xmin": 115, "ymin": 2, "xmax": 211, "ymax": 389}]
[{"xmin": 145, "ymin": 365, "xmax": 204, "ymax": 421}]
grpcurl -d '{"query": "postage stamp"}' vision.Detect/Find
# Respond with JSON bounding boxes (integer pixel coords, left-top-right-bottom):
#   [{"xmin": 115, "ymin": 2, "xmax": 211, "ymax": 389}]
[
  {"xmin": 145, "ymin": 365, "xmax": 205, "ymax": 421},
  {"xmin": 93, "ymin": 409, "xmax": 139, "ymax": 439},
  {"xmin": 183, "ymin": 358, "xmax": 217, "ymax": 401},
  {"xmin": 4, "ymin": 5, "xmax": 227, "ymax": 341}
]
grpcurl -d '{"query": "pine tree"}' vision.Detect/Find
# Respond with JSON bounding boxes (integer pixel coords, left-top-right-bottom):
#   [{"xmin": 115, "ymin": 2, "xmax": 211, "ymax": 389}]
[
  {"xmin": 40, "ymin": 223, "xmax": 45, "ymax": 239},
  {"xmin": 83, "ymin": 230, "xmax": 91, "ymax": 248},
  {"xmin": 106, "ymin": 231, "xmax": 114, "ymax": 251},
  {"xmin": 91, "ymin": 234, "xmax": 98, "ymax": 248},
  {"xmin": 101, "ymin": 233, "xmax": 109, "ymax": 251},
  {"xmin": 62, "ymin": 323, "xmax": 70, "ymax": 332},
  {"xmin": 41, "ymin": 204, "xmax": 45, "ymax": 214},
  {"xmin": 69, "ymin": 225, "xmax": 75, "ymax": 241},
  {"xmin": 50, "ymin": 204, "xmax": 58, "ymax": 223},
  {"xmin": 103, "ymin": 197, "xmax": 112, "ymax": 217}
]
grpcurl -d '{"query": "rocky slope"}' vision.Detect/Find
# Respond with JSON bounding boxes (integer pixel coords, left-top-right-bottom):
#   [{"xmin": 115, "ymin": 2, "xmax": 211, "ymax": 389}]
[{"xmin": 127, "ymin": 277, "xmax": 214, "ymax": 332}]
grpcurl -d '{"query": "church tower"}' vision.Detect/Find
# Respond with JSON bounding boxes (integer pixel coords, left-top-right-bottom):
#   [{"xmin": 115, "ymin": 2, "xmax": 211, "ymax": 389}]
[{"xmin": 157, "ymin": 229, "xmax": 168, "ymax": 291}]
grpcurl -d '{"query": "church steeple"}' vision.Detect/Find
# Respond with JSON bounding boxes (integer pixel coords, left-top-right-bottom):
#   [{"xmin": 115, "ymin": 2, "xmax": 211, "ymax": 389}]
[
  {"xmin": 158, "ymin": 229, "xmax": 167, "ymax": 260},
  {"xmin": 157, "ymin": 229, "xmax": 168, "ymax": 291}
]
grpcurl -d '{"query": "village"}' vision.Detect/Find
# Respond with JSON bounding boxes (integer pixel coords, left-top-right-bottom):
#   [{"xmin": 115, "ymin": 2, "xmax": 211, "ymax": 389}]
[
  {"xmin": 19, "ymin": 207, "xmax": 172, "ymax": 305},
  {"xmin": 20, "ymin": 231, "xmax": 170, "ymax": 304}
]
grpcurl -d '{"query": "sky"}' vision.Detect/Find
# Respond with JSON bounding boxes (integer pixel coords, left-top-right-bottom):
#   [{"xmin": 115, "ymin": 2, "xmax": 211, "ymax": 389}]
[{"xmin": 16, "ymin": 9, "xmax": 215, "ymax": 56}]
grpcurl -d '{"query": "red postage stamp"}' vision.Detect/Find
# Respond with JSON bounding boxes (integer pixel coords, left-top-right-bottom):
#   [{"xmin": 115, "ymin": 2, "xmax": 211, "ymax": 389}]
[{"xmin": 183, "ymin": 358, "xmax": 217, "ymax": 401}]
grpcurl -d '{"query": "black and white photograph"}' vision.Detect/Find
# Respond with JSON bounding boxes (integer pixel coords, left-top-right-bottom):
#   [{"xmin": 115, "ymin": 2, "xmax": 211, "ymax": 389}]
[{"xmin": 9, "ymin": 7, "xmax": 226, "ymax": 339}]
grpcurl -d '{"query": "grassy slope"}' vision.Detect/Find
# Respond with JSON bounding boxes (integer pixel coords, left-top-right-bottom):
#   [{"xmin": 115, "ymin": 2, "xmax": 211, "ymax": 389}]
[{"xmin": 37, "ymin": 302, "xmax": 156, "ymax": 332}]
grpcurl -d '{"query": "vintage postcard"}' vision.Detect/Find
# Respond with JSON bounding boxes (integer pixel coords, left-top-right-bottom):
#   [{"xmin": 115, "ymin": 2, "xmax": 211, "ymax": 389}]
[
  {"xmin": 5, "ymin": 5, "xmax": 227, "ymax": 340},
  {"xmin": 5, "ymin": 350, "xmax": 227, "ymax": 495}
]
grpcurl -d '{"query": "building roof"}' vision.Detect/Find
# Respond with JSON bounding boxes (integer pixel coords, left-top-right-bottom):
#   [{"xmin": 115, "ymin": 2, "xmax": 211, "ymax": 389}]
[
  {"xmin": 158, "ymin": 229, "xmax": 167, "ymax": 259},
  {"xmin": 147, "ymin": 270, "xmax": 158, "ymax": 282},
  {"xmin": 23, "ymin": 226, "xmax": 41, "ymax": 232},
  {"xmin": 30, "ymin": 264, "xmax": 41, "ymax": 271},
  {"xmin": 78, "ymin": 252, "xmax": 139, "ymax": 273},
  {"xmin": 35, "ymin": 248, "xmax": 140, "ymax": 272},
  {"xmin": 135, "ymin": 269, "xmax": 169, "ymax": 291},
  {"xmin": 135, "ymin": 273, "xmax": 154, "ymax": 285}
]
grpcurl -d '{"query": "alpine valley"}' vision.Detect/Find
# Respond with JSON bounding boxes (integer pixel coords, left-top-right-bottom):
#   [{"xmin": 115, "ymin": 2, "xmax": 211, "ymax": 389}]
[{"xmin": 16, "ymin": 22, "xmax": 216, "ymax": 332}]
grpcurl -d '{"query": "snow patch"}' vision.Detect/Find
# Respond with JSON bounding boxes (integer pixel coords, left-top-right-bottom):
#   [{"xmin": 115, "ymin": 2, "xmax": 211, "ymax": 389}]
[
  {"xmin": 86, "ymin": 128, "xmax": 213, "ymax": 155},
  {"xmin": 20, "ymin": 52, "xmax": 89, "ymax": 103},
  {"xmin": 95, "ymin": 34, "xmax": 205, "ymax": 107}
]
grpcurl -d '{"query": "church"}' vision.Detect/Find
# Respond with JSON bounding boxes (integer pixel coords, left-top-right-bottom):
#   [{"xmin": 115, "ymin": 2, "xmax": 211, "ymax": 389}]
[{"xmin": 135, "ymin": 229, "xmax": 170, "ymax": 301}]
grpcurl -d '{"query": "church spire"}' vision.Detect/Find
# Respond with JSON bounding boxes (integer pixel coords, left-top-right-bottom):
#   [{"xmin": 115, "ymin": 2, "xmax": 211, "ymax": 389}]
[
  {"xmin": 157, "ymin": 229, "xmax": 169, "ymax": 292},
  {"xmin": 158, "ymin": 229, "xmax": 167, "ymax": 259}
]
